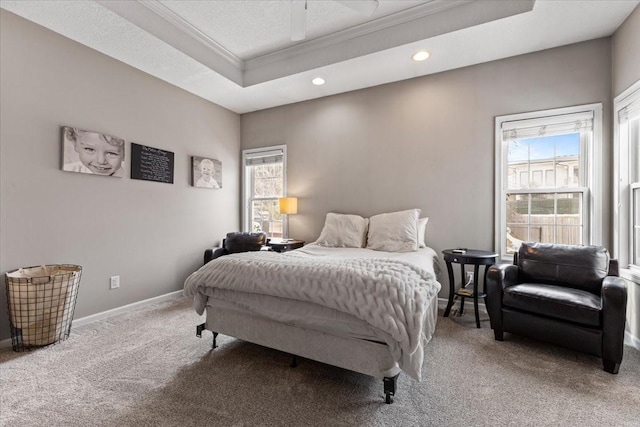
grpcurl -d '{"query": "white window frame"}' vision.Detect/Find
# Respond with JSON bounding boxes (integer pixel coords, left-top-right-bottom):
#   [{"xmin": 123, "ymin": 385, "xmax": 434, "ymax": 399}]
[
  {"xmin": 241, "ymin": 145, "xmax": 287, "ymax": 235},
  {"xmin": 495, "ymin": 103, "xmax": 602, "ymax": 261},
  {"xmin": 614, "ymin": 79, "xmax": 640, "ymax": 282}
]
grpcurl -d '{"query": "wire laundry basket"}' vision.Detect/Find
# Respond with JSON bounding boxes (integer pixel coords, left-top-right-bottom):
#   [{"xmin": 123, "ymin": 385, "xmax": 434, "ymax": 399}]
[{"xmin": 5, "ymin": 264, "xmax": 82, "ymax": 351}]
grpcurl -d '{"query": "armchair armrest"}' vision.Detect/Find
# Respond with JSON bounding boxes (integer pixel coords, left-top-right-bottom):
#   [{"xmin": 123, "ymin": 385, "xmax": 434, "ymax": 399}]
[
  {"xmin": 601, "ymin": 276, "xmax": 628, "ymax": 371},
  {"xmin": 486, "ymin": 263, "xmax": 519, "ymax": 291},
  {"xmin": 204, "ymin": 247, "xmax": 228, "ymax": 265},
  {"xmin": 608, "ymin": 259, "xmax": 619, "ymax": 277},
  {"xmin": 485, "ymin": 264, "xmax": 519, "ymax": 336}
]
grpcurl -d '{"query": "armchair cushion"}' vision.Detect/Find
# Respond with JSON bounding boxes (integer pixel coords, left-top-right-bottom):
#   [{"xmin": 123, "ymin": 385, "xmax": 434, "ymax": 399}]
[
  {"xmin": 224, "ymin": 232, "xmax": 267, "ymax": 254},
  {"xmin": 204, "ymin": 232, "xmax": 268, "ymax": 265},
  {"xmin": 503, "ymin": 283, "xmax": 601, "ymax": 327},
  {"xmin": 518, "ymin": 242, "xmax": 609, "ymax": 295},
  {"xmin": 204, "ymin": 247, "xmax": 228, "ymax": 265}
]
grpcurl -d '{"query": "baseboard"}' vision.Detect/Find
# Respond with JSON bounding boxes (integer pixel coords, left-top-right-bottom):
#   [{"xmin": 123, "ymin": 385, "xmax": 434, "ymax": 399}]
[
  {"xmin": 625, "ymin": 331, "xmax": 640, "ymax": 351},
  {"xmin": 0, "ymin": 290, "xmax": 184, "ymax": 350},
  {"xmin": 3, "ymin": 292, "xmax": 636, "ymax": 352}
]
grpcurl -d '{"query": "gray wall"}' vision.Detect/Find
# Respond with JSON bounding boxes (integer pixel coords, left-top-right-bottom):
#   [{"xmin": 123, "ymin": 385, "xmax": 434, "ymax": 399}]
[
  {"xmin": 0, "ymin": 10, "xmax": 240, "ymax": 340},
  {"xmin": 241, "ymin": 38, "xmax": 613, "ymax": 291},
  {"xmin": 612, "ymin": 4, "xmax": 640, "ymax": 344},
  {"xmin": 613, "ymin": 4, "xmax": 640, "ymax": 97}
]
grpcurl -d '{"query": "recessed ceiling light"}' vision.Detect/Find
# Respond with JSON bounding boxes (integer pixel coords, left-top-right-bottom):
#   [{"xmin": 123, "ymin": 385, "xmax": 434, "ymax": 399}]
[
  {"xmin": 312, "ymin": 77, "xmax": 326, "ymax": 86},
  {"xmin": 412, "ymin": 51, "xmax": 431, "ymax": 62}
]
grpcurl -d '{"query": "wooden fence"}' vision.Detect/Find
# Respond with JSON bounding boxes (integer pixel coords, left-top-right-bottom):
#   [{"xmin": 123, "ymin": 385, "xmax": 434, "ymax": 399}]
[{"xmin": 508, "ymin": 214, "xmax": 582, "ymax": 246}]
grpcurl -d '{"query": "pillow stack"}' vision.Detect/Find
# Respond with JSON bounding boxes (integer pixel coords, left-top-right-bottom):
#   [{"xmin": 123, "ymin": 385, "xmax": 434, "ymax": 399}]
[{"xmin": 315, "ymin": 209, "xmax": 429, "ymax": 252}]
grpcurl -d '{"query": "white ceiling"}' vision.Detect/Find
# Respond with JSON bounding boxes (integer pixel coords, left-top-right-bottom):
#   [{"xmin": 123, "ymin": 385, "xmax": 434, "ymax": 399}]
[
  {"xmin": 158, "ymin": 0, "xmax": 430, "ymax": 60},
  {"xmin": 1, "ymin": 0, "xmax": 638, "ymax": 114}
]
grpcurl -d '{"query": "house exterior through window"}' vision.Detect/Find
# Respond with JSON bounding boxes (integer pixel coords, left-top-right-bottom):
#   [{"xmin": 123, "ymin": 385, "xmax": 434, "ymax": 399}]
[
  {"xmin": 614, "ymin": 80, "xmax": 640, "ymax": 278},
  {"xmin": 495, "ymin": 104, "xmax": 602, "ymax": 259},
  {"xmin": 242, "ymin": 145, "xmax": 287, "ymax": 238}
]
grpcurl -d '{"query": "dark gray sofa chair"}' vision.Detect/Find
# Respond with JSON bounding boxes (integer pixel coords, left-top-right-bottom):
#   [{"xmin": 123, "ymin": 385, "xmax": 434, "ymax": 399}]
[
  {"xmin": 204, "ymin": 232, "xmax": 268, "ymax": 265},
  {"xmin": 485, "ymin": 242, "xmax": 628, "ymax": 374}
]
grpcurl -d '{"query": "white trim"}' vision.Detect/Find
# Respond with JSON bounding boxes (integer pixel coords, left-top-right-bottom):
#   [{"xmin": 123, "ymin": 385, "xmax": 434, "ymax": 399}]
[
  {"xmin": 621, "ymin": 268, "xmax": 640, "ymax": 285},
  {"xmin": 138, "ymin": 0, "xmax": 243, "ymax": 69},
  {"xmin": 497, "ymin": 103, "xmax": 602, "ymax": 123},
  {"xmin": 246, "ymin": 0, "xmax": 469, "ymax": 67},
  {"xmin": 243, "ymin": 0, "xmax": 534, "ymax": 86},
  {"xmin": 72, "ymin": 290, "xmax": 184, "ymax": 328},
  {"xmin": 613, "ymin": 79, "xmax": 640, "ymax": 266},
  {"xmin": 241, "ymin": 145, "xmax": 287, "ymax": 233},
  {"xmin": 95, "ymin": 0, "xmax": 244, "ymax": 85},
  {"xmin": 625, "ymin": 331, "xmax": 640, "ymax": 351},
  {"xmin": 0, "ymin": 290, "xmax": 184, "ymax": 350},
  {"xmin": 590, "ymin": 104, "xmax": 603, "ymax": 245},
  {"xmin": 617, "ymin": 79, "xmax": 640, "ymax": 101},
  {"xmin": 494, "ymin": 103, "xmax": 602, "ymax": 260},
  {"xmin": 506, "ymin": 187, "xmax": 589, "ymax": 195},
  {"xmin": 2, "ymin": 293, "xmax": 633, "ymax": 351},
  {"xmin": 494, "ymin": 116, "xmax": 504, "ymax": 258}
]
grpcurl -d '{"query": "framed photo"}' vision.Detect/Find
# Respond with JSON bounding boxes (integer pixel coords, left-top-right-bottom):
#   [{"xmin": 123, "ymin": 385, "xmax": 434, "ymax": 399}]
[
  {"xmin": 62, "ymin": 126, "xmax": 125, "ymax": 178},
  {"xmin": 192, "ymin": 156, "xmax": 222, "ymax": 189}
]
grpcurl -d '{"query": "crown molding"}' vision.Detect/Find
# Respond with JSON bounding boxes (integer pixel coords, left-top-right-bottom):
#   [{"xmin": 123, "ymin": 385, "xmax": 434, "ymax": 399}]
[
  {"xmin": 96, "ymin": 0, "xmax": 244, "ymax": 85},
  {"xmin": 137, "ymin": 0, "xmax": 243, "ymax": 69},
  {"xmin": 96, "ymin": 0, "xmax": 535, "ymax": 88},
  {"xmin": 245, "ymin": 0, "xmax": 470, "ymax": 68},
  {"xmin": 243, "ymin": 0, "xmax": 536, "ymax": 86}
]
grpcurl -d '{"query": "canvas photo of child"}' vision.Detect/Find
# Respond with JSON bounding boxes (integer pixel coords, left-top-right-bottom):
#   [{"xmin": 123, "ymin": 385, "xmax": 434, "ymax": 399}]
[
  {"xmin": 192, "ymin": 156, "xmax": 222, "ymax": 189},
  {"xmin": 62, "ymin": 126, "xmax": 125, "ymax": 178}
]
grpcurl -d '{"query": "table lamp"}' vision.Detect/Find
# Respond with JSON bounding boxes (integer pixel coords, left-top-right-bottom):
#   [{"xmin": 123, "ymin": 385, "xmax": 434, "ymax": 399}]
[{"xmin": 279, "ymin": 197, "xmax": 298, "ymax": 242}]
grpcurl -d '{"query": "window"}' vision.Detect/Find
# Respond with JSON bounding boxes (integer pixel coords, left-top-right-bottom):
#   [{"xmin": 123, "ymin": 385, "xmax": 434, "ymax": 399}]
[
  {"xmin": 495, "ymin": 104, "xmax": 602, "ymax": 259},
  {"xmin": 545, "ymin": 170, "xmax": 554, "ymax": 186},
  {"xmin": 242, "ymin": 145, "xmax": 287, "ymax": 238},
  {"xmin": 614, "ymin": 80, "xmax": 640, "ymax": 276}
]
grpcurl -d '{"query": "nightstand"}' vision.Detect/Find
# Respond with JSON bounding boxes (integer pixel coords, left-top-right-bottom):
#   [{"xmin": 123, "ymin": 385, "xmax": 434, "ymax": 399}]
[
  {"xmin": 442, "ymin": 249, "xmax": 498, "ymax": 328},
  {"xmin": 267, "ymin": 239, "xmax": 304, "ymax": 253}
]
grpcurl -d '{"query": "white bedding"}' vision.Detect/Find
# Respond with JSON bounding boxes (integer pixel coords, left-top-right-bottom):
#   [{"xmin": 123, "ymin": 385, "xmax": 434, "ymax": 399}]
[
  {"xmin": 184, "ymin": 244, "xmax": 442, "ymax": 380},
  {"xmin": 203, "ymin": 291, "xmax": 383, "ymax": 341}
]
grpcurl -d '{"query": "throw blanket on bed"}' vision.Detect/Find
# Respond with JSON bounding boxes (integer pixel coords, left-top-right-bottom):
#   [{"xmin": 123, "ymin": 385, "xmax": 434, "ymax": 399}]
[{"xmin": 184, "ymin": 251, "xmax": 439, "ymax": 363}]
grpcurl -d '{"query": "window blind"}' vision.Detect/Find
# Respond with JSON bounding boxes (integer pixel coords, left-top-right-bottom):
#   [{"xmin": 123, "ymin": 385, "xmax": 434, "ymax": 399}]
[
  {"xmin": 618, "ymin": 99, "xmax": 640, "ymax": 124},
  {"xmin": 244, "ymin": 148, "xmax": 284, "ymax": 166},
  {"xmin": 502, "ymin": 111, "xmax": 593, "ymax": 141}
]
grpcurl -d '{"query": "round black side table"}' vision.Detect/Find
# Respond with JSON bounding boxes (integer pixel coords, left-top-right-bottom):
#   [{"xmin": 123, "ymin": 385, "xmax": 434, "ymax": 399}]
[{"xmin": 442, "ymin": 249, "xmax": 498, "ymax": 328}]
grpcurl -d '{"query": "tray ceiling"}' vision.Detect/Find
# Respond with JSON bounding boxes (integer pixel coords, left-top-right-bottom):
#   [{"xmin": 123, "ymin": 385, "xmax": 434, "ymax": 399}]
[{"xmin": 1, "ymin": 0, "xmax": 638, "ymax": 114}]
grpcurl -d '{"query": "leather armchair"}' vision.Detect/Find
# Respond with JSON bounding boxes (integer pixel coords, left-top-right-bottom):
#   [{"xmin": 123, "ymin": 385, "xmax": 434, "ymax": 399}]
[
  {"xmin": 204, "ymin": 232, "xmax": 268, "ymax": 265},
  {"xmin": 485, "ymin": 242, "xmax": 628, "ymax": 374}
]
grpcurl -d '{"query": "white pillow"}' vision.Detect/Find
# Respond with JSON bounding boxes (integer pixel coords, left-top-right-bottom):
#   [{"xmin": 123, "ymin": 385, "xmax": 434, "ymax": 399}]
[
  {"xmin": 315, "ymin": 213, "xmax": 369, "ymax": 248},
  {"xmin": 418, "ymin": 217, "xmax": 429, "ymax": 248},
  {"xmin": 366, "ymin": 209, "xmax": 420, "ymax": 252}
]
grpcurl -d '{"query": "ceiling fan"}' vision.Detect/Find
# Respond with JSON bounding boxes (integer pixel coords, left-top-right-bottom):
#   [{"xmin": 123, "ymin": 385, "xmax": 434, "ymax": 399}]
[{"xmin": 290, "ymin": 0, "xmax": 380, "ymax": 41}]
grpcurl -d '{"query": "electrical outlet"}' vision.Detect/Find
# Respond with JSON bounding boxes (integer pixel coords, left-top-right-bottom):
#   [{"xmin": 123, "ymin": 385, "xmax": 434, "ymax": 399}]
[
  {"xmin": 110, "ymin": 275, "xmax": 120, "ymax": 289},
  {"xmin": 465, "ymin": 271, "xmax": 474, "ymax": 284}
]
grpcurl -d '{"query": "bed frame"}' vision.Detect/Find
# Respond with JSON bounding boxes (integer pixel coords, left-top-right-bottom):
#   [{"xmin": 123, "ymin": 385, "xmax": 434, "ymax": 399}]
[{"xmin": 196, "ymin": 303, "xmax": 403, "ymax": 404}]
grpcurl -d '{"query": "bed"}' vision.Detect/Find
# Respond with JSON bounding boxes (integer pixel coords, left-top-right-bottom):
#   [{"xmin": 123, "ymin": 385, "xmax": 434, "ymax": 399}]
[{"xmin": 183, "ymin": 210, "xmax": 442, "ymax": 404}]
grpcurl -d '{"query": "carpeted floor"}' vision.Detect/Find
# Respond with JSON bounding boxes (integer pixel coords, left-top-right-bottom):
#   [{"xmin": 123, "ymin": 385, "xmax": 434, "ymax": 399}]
[{"xmin": 1, "ymin": 296, "xmax": 639, "ymax": 427}]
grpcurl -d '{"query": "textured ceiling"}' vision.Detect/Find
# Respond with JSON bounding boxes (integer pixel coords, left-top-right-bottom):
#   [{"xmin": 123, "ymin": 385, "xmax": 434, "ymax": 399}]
[
  {"xmin": 159, "ymin": 0, "xmax": 427, "ymax": 60},
  {"xmin": 1, "ymin": 0, "xmax": 638, "ymax": 114}
]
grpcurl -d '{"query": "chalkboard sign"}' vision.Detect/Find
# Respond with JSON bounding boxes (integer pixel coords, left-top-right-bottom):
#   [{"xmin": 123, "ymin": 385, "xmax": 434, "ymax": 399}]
[{"xmin": 130, "ymin": 143, "xmax": 174, "ymax": 184}]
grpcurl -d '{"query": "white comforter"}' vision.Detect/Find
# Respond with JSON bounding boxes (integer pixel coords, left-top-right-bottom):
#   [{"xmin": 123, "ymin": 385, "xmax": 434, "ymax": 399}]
[{"xmin": 184, "ymin": 245, "xmax": 441, "ymax": 380}]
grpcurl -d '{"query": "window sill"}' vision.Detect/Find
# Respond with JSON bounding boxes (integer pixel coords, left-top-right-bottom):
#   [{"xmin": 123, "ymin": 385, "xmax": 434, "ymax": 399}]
[{"xmin": 621, "ymin": 268, "xmax": 640, "ymax": 285}]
